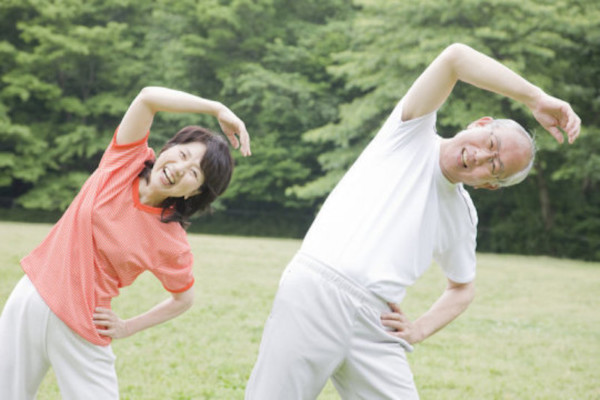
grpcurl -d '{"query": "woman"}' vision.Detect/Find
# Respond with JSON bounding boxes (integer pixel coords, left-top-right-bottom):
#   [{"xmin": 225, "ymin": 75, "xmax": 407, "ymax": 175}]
[{"xmin": 0, "ymin": 86, "xmax": 251, "ymax": 399}]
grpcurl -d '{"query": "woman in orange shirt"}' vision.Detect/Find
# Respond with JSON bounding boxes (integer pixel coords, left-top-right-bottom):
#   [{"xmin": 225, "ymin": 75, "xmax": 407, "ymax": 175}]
[{"xmin": 0, "ymin": 87, "xmax": 251, "ymax": 399}]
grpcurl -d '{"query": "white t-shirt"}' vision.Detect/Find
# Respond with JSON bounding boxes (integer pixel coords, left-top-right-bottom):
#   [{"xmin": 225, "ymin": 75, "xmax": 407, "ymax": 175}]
[{"xmin": 300, "ymin": 100, "xmax": 478, "ymax": 303}]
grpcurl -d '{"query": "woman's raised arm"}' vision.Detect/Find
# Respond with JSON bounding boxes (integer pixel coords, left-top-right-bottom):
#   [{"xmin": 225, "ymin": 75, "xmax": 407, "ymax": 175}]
[{"xmin": 117, "ymin": 86, "xmax": 251, "ymax": 155}]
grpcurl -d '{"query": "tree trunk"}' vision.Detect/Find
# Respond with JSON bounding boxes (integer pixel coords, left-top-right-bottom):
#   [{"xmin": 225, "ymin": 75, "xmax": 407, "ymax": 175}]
[{"xmin": 535, "ymin": 160, "xmax": 554, "ymax": 231}]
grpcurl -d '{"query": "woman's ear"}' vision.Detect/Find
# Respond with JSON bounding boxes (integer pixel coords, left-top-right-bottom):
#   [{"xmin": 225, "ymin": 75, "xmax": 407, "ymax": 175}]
[{"xmin": 184, "ymin": 189, "xmax": 202, "ymax": 200}]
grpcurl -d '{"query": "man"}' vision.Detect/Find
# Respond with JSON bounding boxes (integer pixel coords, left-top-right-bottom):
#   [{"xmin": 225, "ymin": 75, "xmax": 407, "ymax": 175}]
[{"xmin": 245, "ymin": 43, "xmax": 580, "ymax": 399}]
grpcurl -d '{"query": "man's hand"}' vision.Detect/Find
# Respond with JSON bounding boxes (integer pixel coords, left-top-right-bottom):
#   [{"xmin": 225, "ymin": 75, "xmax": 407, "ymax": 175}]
[
  {"xmin": 530, "ymin": 92, "xmax": 581, "ymax": 144},
  {"xmin": 380, "ymin": 303, "xmax": 424, "ymax": 345}
]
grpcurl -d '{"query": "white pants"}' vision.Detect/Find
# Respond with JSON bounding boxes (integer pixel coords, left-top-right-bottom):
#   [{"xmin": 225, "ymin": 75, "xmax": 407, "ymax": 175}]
[
  {"xmin": 0, "ymin": 275, "xmax": 119, "ymax": 400},
  {"xmin": 246, "ymin": 253, "xmax": 419, "ymax": 400}
]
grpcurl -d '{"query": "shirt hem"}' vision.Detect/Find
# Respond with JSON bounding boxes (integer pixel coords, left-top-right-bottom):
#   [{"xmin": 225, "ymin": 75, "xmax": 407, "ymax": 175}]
[{"xmin": 165, "ymin": 277, "xmax": 195, "ymax": 293}]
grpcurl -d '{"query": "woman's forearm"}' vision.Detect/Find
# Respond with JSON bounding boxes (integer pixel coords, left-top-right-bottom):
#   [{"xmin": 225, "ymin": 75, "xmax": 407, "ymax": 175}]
[
  {"xmin": 94, "ymin": 287, "xmax": 194, "ymax": 339},
  {"xmin": 125, "ymin": 297, "xmax": 191, "ymax": 336},
  {"xmin": 137, "ymin": 86, "xmax": 226, "ymax": 116}
]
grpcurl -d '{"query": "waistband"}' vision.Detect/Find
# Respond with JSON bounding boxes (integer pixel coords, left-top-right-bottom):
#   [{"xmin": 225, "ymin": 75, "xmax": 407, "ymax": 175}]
[{"xmin": 292, "ymin": 252, "xmax": 389, "ymax": 312}]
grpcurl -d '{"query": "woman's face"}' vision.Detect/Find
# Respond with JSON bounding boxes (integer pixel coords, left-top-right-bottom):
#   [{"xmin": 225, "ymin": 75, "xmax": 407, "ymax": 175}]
[{"xmin": 149, "ymin": 142, "xmax": 207, "ymax": 199}]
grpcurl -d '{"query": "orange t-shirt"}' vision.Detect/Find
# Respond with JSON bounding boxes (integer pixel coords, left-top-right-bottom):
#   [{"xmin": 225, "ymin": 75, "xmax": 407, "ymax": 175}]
[{"xmin": 21, "ymin": 130, "xmax": 195, "ymax": 346}]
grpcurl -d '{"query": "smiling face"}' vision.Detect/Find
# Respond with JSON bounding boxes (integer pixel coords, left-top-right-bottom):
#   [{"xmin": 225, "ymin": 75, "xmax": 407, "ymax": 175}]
[
  {"xmin": 143, "ymin": 141, "xmax": 207, "ymax": 205},
  {"xmin": 440, "ymin": 117, "xmax": 533, "ymax": 189}
]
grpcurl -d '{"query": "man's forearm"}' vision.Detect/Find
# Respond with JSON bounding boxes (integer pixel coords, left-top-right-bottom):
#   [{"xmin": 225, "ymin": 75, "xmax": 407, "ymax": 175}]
[
  {"xmin": 413, "ymin": 280, "xmax": 475, "ymax": 343},
  {"xmin": 449, "ymin": 43, "xmax": 544, "ymax": 109}
]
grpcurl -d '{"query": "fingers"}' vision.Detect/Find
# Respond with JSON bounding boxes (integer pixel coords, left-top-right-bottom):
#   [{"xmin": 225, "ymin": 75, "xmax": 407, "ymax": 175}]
[
  {"xmin": 238, "ymin": 126, "xmax": 252, "ymax": 157},
  {"xmin": 225, "ymin": 131, "xmax": 240, "ymax": 149},
  {"xmin": 219, "ymin": 117, "xmax": 252, "ymax": 156},
  {"xmin": 547, "ymin": 125, "xmax": 564, "ymax": 144},
  {"xmin": 548, "ymin": 106, "xmax": 581, "ymax": 145},
  {"xmin": 225, "ymin": 128, "xmax": 251, "ymax": 156},
  {"xmin": 93, "ymin": 308, "xmax": 111, "ymax": 320},
  {"xmin": 93, "ymin": 308, "xmax": 116, "ymax": 337},
  {"xmin": 534, "ymin": 94, "xmax": 583, "ymax": 145},
  {"xmin": 381, "ymin": 314, "xmax": 412, "ymax": 344},
  {"xmin": 381, "ymin": 303, "xmax": 409, "ymax": 331},
  {"xmin": 381, "ymin": 317, "xmax": 408, "ymax": 331},
  {"xmin": 388, "ymin": 302, "xmax": 404, "ymax": 314},
  {"xmin": 93, "ymin": 311, "xmax": 111, "ymax": 327},
  {"xmin": 564, "ymin": 107, "xmax": 582, "ymax": 144}
]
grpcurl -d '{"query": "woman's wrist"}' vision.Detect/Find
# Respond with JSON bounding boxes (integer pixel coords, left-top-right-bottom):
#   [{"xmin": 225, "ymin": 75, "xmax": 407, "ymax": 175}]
[{"xmin": 209, "ymin": 100, "xmax": 227, "ymax": 117}]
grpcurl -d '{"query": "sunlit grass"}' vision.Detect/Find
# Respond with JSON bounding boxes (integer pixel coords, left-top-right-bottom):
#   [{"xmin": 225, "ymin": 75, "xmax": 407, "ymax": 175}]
[{"xmin": 1, "ymin": 221, "xmax": 598, "ymax": 399}]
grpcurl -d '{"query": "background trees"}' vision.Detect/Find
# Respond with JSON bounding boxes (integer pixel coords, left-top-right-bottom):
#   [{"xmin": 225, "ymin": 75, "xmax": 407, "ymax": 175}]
[{"xmin": 1, "ymin": 0, "xmax": 598, "ymax": 259}]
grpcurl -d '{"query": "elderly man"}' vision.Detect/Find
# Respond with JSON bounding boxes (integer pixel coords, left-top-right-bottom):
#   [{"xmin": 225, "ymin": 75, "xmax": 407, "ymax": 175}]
[{"xmin": 246, "ymin": 43, "xmax": 580, "ymax": 399}]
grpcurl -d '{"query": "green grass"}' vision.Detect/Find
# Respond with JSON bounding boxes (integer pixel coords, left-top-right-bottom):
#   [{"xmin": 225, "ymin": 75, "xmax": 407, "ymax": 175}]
[{"xmin": 1, "ymin": 221, "xmax": 599, "ymax": 399}]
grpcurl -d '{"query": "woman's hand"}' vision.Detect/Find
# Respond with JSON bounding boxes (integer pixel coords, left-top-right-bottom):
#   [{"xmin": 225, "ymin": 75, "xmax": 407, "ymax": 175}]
[
  {"xmin": 93, "ymin": 307, "xmax": 131, "ymax": 339},
  {"xmin": 217, "ymin": 106, "xmax": 252, "ymax": 156},
  {"xmin": 93, "ymin": 288, "xmax": 194, "ymax": 339}
]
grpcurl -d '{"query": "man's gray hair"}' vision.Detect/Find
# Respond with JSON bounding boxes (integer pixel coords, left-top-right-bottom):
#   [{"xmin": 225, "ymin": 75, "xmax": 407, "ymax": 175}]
[{"xmin": 492, "ymin": 119, "xmax": 536, "ymax": 187}]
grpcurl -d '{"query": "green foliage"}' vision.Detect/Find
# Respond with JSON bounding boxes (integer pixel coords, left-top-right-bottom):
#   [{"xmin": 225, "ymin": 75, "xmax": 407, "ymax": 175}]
[
  {"xmin": 17, "ymin": 171, "xmax": 89, "ymax": 210},
  {"xmin": 200, "ymin": 0, "xmax": 355, "ymax": 209},
  {"xmin": 296, "ymin": 0, "xmax": 600, "ymax": 259},
  {"xmin": 0, "ymin": 0, "xmax": 147, "ymax": 208},
  {"xmin": 0, "ymin": 0, "xmax": 598, "ymax": 259}
]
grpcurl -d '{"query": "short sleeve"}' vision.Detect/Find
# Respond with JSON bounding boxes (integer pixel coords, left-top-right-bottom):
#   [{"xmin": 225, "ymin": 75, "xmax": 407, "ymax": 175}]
[
  {"xmin": 436, "ymin": 236, "xmax": 476, "ymax": 283},
  {"xmin": 372, "ymin": 98, "xmax": 438, "ymax": 151},
  {"xmin": 99, "ymin": 127, "xmax": 153, "ymax": 172},
  {"xmin": 152, "ymin": 251, "xmax": 195, "ymax": 293}
]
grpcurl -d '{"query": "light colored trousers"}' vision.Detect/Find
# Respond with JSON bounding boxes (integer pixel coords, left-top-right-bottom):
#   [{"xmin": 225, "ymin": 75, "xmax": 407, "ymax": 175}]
[
  {"xmin": 0, "ymin": 275, "xmax": 119, "ymax": 400},
  {"xmin": 246, "ymin": 253, "xmax": 419, "ymax": 400}
]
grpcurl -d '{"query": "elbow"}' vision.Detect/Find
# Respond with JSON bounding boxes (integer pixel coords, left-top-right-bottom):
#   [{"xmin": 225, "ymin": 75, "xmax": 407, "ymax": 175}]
[
  {"xmin": 140, "ymin": 85, "xmax": 163, "ymax": 93},
  {"xmin": 449, "ymin": 280, "xmax": 476, "ymax": 308},
  {"xmin": 136, "ymin": 86, "xmax": 164, "ymax": 114},
  {"xmin": 181, "ymin": 292, "xmax": 194, "ymax": 312},
  {"xmin": 138, "ymin": 86, "xmax": 159, "ymax": 101},
  {"xmin": 444, "ymin": 42, "xmax": 472, "ymax": 57},
  {"xmin": 134, "ymin": 87, "xmax": 153, "ymax": 108},
  {"xmin": 180, "ymin": 297, "xmax": 194, "ymax": 313},
  {"xmin": 174, "ymin": 286, "xmax": 195, "ymax": 313},
  {"xmin": 464, "ymin": 281, "xmax": 476, "ymax": 306},
  {"xmin": 441, "ymin": 43, "xmax": 473, "ymax": 71}
]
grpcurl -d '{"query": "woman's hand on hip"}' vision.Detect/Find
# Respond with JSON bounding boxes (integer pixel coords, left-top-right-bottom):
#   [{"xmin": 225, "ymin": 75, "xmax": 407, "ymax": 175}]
[{"xmin": 93, "ymin": 307, "xmax": 131, "ymax": 339}]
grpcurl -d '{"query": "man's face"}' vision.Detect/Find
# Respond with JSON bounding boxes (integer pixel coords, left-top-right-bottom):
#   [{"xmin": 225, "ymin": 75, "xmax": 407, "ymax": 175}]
[{"xmin": 440, "ymin": 118, "xmax": 532, "ymax": 189}]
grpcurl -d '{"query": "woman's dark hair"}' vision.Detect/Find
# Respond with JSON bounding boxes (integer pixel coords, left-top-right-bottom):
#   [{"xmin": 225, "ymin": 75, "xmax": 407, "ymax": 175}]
[{"xmin": 139, "ymin": 125, "xmax": 234, "ymax": 228}]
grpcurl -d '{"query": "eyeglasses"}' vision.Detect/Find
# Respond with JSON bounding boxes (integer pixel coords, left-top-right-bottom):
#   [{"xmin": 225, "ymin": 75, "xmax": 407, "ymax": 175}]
[{"xmin": 488, "ymin": 130, "xmax": 505, "ymax": 180}]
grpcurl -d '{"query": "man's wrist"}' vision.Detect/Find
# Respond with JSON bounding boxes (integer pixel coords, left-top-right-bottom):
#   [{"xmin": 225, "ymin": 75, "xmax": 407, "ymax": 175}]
[{"xmin": 524, "ymin": 87, "xmax": 546, "ymax": 111}]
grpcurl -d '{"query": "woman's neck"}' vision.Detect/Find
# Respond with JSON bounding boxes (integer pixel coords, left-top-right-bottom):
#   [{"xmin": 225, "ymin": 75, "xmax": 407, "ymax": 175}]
[{"xmin": 138, "ymin": 178, "xmax": 165, "ymax": 207}]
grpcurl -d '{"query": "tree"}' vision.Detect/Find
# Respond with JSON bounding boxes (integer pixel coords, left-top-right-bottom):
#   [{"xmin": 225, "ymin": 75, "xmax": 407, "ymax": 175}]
[
  {"xmin": 144, "ymin": 0, "xmax": 356, "ymax": 211},
  {"xmin": 0, "ymin": 0, "xmax": 149, "ymax": 210},
  {"xmin": 294, "ymin": 0, "xmax": 600, "ymax": 259}
]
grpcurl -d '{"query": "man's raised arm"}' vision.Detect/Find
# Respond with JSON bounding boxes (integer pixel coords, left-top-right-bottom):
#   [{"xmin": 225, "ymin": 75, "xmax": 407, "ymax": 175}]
[{"xmin": 401, "ymin": 43, "xmax": 580, "ymax": 143}]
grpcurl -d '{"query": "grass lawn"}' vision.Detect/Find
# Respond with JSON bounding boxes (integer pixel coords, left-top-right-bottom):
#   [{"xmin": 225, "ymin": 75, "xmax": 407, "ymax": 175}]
[{"xmin": 1, "ymin": 221, "xmax": 598, "ymax": 399}]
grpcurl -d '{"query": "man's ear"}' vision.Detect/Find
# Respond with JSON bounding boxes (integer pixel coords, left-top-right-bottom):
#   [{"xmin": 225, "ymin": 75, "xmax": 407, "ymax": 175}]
[{"xmin": 467, "ymin": 116, "xmax": 494, "ymax": 129}]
